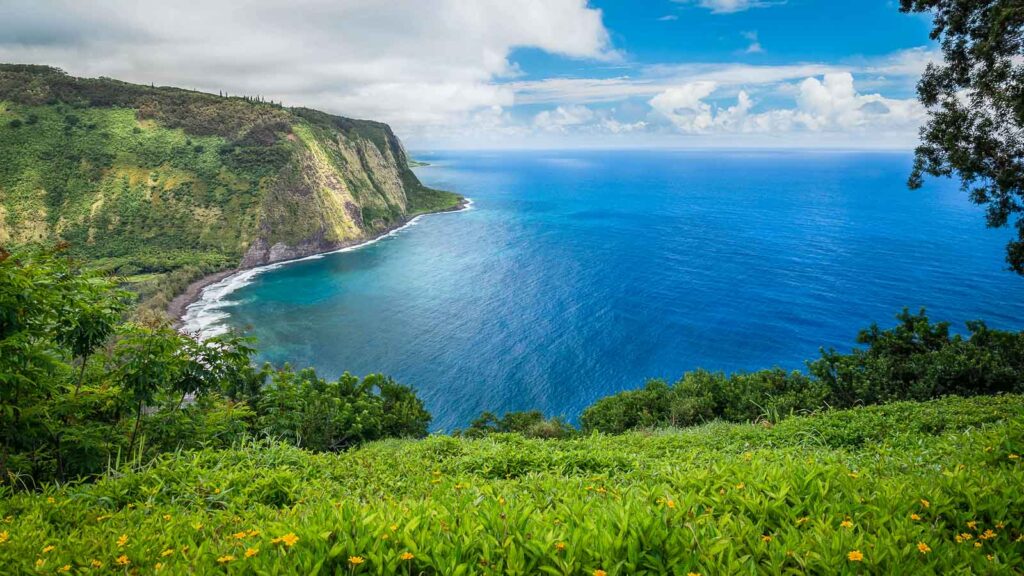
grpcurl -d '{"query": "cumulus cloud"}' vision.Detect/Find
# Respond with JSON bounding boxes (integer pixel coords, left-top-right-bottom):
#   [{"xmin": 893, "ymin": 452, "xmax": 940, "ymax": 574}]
[
  {"xmin": 533, "ymin": 105, "xmax": 596, "ymax": 132},
  {"xmin": 0, "ymin": 0, "xmax": 614, "ymax": 129},
  {"xmin": 648, "ymin": 73, "xmax": 925, "ymax": 136}
]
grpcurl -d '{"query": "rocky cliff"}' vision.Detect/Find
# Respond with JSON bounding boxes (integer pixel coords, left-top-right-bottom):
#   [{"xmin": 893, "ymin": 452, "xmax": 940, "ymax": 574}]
[{"xmin": 0, "ymin": 64, "xmax": 462, "ymax": 278}]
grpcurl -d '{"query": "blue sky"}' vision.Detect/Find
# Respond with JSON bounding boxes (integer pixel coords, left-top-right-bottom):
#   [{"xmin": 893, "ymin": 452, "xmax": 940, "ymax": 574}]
[{"xmin": 0, "ymin": 0, "xmax": 941, "ymax": 149}]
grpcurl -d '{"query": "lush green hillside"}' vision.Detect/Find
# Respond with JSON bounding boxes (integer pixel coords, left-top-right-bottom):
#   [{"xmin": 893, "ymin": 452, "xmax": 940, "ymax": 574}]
[
  {"xmin": 1, "ymin": 395, "xmax": 1021, "ymax": 575},
  {"xmin": 0, "ymin": 64, "xmax": 461, "ymax": 313}
]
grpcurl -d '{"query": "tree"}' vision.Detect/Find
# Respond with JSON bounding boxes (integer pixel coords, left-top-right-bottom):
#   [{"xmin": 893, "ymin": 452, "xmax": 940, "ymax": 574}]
[{"xmin": 900, "ymin": 1, "xmax": 1024, "ymax": 273}]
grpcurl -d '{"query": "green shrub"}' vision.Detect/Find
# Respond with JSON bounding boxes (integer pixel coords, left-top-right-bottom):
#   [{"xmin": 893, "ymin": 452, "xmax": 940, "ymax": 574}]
[
  {"xmin": 0, "ymin": 250, "xmax": 431, "ymax": 486},
  {"xmin": 582, "ymin": 310, "xmax": 1024, "ymax": 434},
  {"xmin": 461, "ymin": 410, "xmax": 575, "ymax": 439}
]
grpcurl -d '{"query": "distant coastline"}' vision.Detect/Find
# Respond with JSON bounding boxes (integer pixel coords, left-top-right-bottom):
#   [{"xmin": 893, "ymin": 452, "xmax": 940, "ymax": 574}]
[{"xmin": 173, "ymin": 197, "xmax": 472, "ymax": 335}]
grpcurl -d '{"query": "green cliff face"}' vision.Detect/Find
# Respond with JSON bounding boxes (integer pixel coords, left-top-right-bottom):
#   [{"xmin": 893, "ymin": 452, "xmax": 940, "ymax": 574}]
[{"xmin": 0, "ymin": 64, "xmax": 462, "ymax": 278}]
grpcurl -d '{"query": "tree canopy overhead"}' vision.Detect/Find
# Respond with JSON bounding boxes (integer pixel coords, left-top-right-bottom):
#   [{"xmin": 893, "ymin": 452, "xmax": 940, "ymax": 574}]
[{"xmin": 901, "ymin": 0, "xmax": 1024, "ymax": 273}]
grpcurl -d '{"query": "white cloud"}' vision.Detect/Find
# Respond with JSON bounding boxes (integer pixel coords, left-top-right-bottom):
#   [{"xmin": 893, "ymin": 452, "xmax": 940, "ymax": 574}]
[
  {"xmin": 658, "ymin": 15, "xmax": 679, "ymax": 21},
  {"xmin": 677, "ymin": 0, "xmax": 785, "ymax": 14},
  {"xmin": 0, "ymin": 0, "xmax": 614, "ymax": 130},
  {"xmin": 648, "ymin": 72, "xmax": 926, "ymax": 136},
  {"xmin": 533, "ymin": 105, "xmax": 597, "ymax": 132},
  {"xmin": 742, "ymin": 32, "xmax": 764, "ymax": 54}
]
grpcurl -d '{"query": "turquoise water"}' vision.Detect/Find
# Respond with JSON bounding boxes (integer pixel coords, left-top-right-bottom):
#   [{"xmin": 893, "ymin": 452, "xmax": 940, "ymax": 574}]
[{"xmin": 192, "ymin": 150, "xmax": 1024, "ymax": 430}]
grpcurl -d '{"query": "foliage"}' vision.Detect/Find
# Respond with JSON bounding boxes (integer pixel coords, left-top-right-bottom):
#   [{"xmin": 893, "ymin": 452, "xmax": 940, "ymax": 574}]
[
  {"xmin": 256, "ymin": 369, "xmax": 430, "ymax": 451},
  {"xmin": 0, "ymin": 250, "xmax": 431, "ymax": 486},
  {"xmin": 461, "ymin": 410, "xmax": 575, "ymax": 439},
  {"xmin": 0, "ymin": 396, "xmax": 1022, "ymax": 574},
  {"xmin": 581, "ymin": 309, "xmax": 1024, "ymax": 434},
  {"xmin": 899, "ymin": 1, "xmax": 1024, "ymax": 273},
  {"xmin": 809, "ymin": 308, "xmax": 1024, "ymax": 406}
]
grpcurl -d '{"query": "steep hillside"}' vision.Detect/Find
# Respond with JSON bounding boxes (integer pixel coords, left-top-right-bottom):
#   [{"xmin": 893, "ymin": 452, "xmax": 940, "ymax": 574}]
[
  {"xmin": 0, "ymin": 64, "xmax": 462, "ymax": 309},
  {"xmin": 2, "ymin": 395, "xmax": 1022, "ymax": 574}
]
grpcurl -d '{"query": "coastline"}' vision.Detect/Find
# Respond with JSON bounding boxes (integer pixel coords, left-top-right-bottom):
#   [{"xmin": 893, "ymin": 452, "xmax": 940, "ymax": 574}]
[{"xmin": 172, "ymin": 197, "xmax": 471, "ymax": 333}]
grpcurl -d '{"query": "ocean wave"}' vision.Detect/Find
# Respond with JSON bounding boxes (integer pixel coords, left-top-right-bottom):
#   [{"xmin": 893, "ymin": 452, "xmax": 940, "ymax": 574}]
[{"xmin": 180, "ymin": 198, "xmax": 473, "ymax": 339}]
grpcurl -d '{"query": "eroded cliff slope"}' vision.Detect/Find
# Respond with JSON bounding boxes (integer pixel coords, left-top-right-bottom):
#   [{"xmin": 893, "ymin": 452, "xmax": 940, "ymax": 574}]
[{"xmin": 0, "ymin": 64, "xmax": 462, "ymax": 280}]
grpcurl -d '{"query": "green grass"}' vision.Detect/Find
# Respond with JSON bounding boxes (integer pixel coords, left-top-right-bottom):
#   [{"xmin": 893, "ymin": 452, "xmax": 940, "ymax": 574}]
[{"xmin": 2, "ymin": 395, "xmax": 1022, "ymax": 574}]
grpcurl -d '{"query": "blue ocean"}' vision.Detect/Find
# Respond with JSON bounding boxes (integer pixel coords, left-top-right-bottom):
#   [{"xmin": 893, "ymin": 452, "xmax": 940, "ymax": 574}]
[{"xmin": 189, "ymin": 150, "xmax": 1024, "ymax": 430}]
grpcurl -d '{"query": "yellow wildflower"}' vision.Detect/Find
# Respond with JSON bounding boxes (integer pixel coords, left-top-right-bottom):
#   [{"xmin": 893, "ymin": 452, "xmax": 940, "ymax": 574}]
[
  {"xmin": 58, "ymin": 565, "xmax": 70, "ymax": 573},
  {"xmin": 192, "ymin": 522, "xmax": 203, "ymax": 531},
  {"xmin": 847, "ymin": 550, "xmax": 864, "ymax": 562},
  {"xmin": 400, "ymin": 552, "xmax": 414, "ymax": 561},
  {"xmin": 987, "ymin": 554, "xmax": 994, "ymax": 561},
  {"xmin": 389, "ymin": 524, "xmax": 398, "ymax": 532},
  {"xmin": 920, "ymin": 499, "xmax": 930, "ymax": 508},
  {"xmin": 996, "ymin": 522, "xmax": 1005, "ymax": 529},
  {"xmin": 796, "ymin": 516, "xmax": 810, "ymax": 525},
  {"xmin": 1009, "ymin": 454, "xmax": 1020, "ymax": 460},
  {"xmin": 35, "ymin": 559, "xmax": 45, "ymax": 568},
  {"xmin": 593, "ymin": 570, "xmax": 607, "ymax": 576},
  {"xmin": 910, "ymin": 513, "xmax": 921, "ymax": 521},
  {"xmin": 217, "ymin": 555, "xmax": 235, "ymax": 564},
  {"xmin": 90, "ymin": 560, "xmax": 102, "ymax": 568},
  {"xmin": 162, "ymin": 514, "xmax": 171, "ymax": 521},
  {"xmin": 666, "ymin": 500, "xmax": 676, "ymax": 509},
  {"xmin": 247, "ymin": 529, "xmax": 260, "ymax": 537},
  {"xmin": 271, "ymin": 533, "xmax": 299, "ymax": 547},
  {"xmin": 116, "ymin": 555, "xmax": 130, "ymax": 566},
  {"xmin": 848, "ymin": 472, "xmax": 859, "ymax": 479},
  {"xmin": 688, "ymin": 573, "xmax": 701, "ymax": 576},
  {"xmin": 245, "ymin": 547, "xmax": 259, "ymax": 559},
  {"xmin": 967, "ymin": 521, "xmax": 977, "ymax": 530},
  {"xmin": 917, "ymin": 542, "xmax": 931, "ymax": 554},
  {"xmin": 0, "ymin": 531, "xmax": 8, "ymax": 544},
  {"xmin": 117, "ymin": 534, "xmax": 128, "ymax": 547},
  {"xmin": 155, "ymin": 562, "xmax": 163, "ymax": 571},
  {"xmin": 840, "ymin": 520, "xmax": 854, "ymax": 529},
  {"xmin": 380, "ymin": 533, "xmax": 389, "ymax": 540},
  {"xmin": 975, "ymin": 542, "xmax": 983, "ymax": 548},
  {"xmin": 761, "ymin": 535, "xmax": 772, "ymax": 542},
  {"xmin": 161, "ymin": 549, "xmax": 175, "ymax": 557},
  {"xmin": 349, "ymin": 556, "xmax": 365, "ymax": 566},
  {"xmin": 232, "ymin": 531, "xmax": 247, "ymax": 539},
  {"xmin": 981, "ymin": 529, "xmax": 997, "ymax": 540},
  {"xmin": 47, "ymin": 497, "xmax": 55, "ymax": 504},
  {"xmin": 555, "ymin": 542, "xmax": 566, "ymax": 551},
  {"xmin": 735, "ymin": 482, "xmax": 745, "ymax": 490},
  {"xmin": 42, "ymin": 545, "xmax": 55, "ymax": 554}
]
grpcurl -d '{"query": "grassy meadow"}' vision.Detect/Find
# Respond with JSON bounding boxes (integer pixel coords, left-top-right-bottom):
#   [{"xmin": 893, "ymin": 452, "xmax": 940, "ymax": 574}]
[{"xmin": 2, "ymin": 395, "xmax": 1022, "ymax": 575}]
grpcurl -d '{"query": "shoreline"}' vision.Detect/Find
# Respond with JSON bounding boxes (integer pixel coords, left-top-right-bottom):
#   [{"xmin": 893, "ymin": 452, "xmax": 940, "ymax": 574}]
[{"xmin": 172, "ymin": 197, "xmax": 471, "ymax": 333}]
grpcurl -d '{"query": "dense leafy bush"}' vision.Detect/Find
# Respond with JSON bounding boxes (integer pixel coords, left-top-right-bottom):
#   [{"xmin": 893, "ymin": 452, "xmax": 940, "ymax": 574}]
[
  {"xmin": 581, "ymin": 369, "xmax": 825, "ymax": 434},
  {"xmin": 257, "ymin": 368, "xmax": 430, "ymax": 451},
  {"xmin": 809, "ymin": 308, "xmax": 1024, "ymax": 405},
  {"xmin": 460, "ymin": 410, "xmax": 575, "ymax": 439},
  {"xmin": 0, "ymin": 249, "xmax": 431, "ymax": 486},
  {"xmin": 582, "ymin": 309, "xmax": 1024, "ymax": 434}
]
